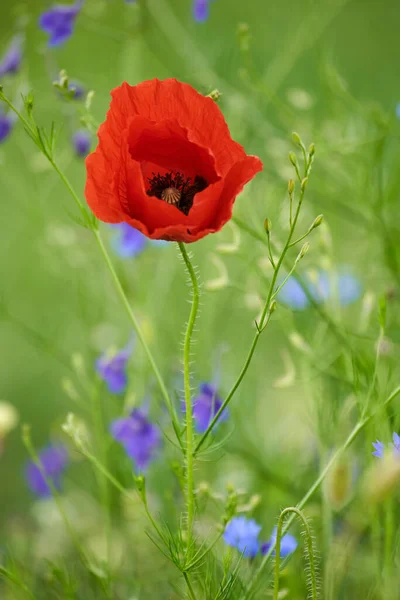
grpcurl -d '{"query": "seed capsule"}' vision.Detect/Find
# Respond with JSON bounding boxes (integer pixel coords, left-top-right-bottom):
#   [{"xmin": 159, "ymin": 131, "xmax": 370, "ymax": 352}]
[{"xmin": 161, "ymin": 186, "xmax": 181, "ymax": 205}]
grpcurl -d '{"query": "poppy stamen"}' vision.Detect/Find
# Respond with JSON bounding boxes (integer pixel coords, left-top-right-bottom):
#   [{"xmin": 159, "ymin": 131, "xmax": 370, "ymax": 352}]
[{"xmin": 147, "ymin": 171, "xmax": 208, "ymax": 216}]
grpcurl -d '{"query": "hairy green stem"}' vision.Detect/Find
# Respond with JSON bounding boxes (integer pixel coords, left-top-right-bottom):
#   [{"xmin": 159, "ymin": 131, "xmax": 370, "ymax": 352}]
[
  {"xmin": 273, "ymin": 507, "xmax": 318, "ymax": 600},
  {"xmin": 178, "ymin": 242, "xmax": 200, "ymax": 559},
  {"xmin": 245, "ymin": 384, "xmax": 400, "ymax": 597}
]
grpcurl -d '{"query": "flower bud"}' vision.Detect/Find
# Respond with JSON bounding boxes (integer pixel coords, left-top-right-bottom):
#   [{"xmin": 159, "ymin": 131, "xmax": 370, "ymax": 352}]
[
  {"xmin": 310, "ymin": 214, "xmax": 323, "ymax": 230},
  {"xmin": 291, "ymin": 131, "xmax": 302, "ymax": 147},
  {"xmin": 264, "ymin": 218, "xmax": 271, "ymax": 234},
  {"xmin": 296, "ymin": 242, "xmax": 309, "ymax": 262},
  {"xmin": 134, "ymin": 475, "xmax": 146, "ymax": 499},
  {"xmin": 288, "ymin": 179, "xmax": 295, "ymax": 194},
  {"xmin": 207, "ymin": 89, "xmax": 222, "ymax": 102},
  {"xmin": 324, "ymin": 455, "xmax": 354, "ymax": 511},
  {"xmin": 301, "ymin": 177, "xmax": 308, "ymax": 191},
  {"xmin": 309, "ymin": 142, "xmax": 316, "ymax": 156},
  {"xmin": 288, "ymin": 151, "xmax": 298, "ymax": 167},
  {"xmin": 269, "ymin": 300, "xmax": 277, "ymax": 314}
]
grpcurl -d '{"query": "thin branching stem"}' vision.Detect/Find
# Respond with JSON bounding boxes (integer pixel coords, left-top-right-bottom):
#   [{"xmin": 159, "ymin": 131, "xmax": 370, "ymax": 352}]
[{"xmin": 195, "ymin": 166, "xmax": 310, "ymax": 456}]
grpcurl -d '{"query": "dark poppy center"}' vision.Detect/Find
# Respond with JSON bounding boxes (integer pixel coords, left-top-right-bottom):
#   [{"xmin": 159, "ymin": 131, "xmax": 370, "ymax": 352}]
[{"xmin": 146, "ymin": 171, "xmax": 208, "ymax": 216}]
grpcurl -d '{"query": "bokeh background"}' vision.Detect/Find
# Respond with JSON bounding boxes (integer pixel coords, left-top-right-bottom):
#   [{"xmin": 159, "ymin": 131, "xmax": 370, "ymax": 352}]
[{"xmin": 1, "ymin": 0, "xmax": 400, "ymax": 597}]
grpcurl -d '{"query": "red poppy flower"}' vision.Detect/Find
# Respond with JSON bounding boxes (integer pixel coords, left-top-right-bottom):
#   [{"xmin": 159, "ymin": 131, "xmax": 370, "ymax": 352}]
[{"xmin": 85, "ymin": 78, "xmax": 263, "ymax": 243}]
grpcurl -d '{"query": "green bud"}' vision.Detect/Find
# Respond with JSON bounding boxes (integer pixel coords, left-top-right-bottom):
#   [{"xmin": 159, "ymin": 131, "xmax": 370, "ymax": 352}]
[
  {"xmin": 311, "ymin": 214, "xmax": 323, "ymax": 230},
  {"xmin": 269, "ymin": 300, "xmax": 277, "ymax": 314},
  {"xmin": 288, "ymin": 151, "xmax": 298, "ymax": 167},
  {"xmin": 309, "ymin": 142, "xmax": 316, "ymax": 156},
  {"xmin": 288, "ymin": 179, "xmax": 295, "ymax": 194},
  {"xmin": 296, "ymin": 242, "xmax": 309, "ymax": 262},
  {"xmin": 134, "ymin": 475, "xmax": 146, "ymax": 495},
  {"xmin": 207, "ymin": 89, "xmax": 222, "ymax": 102},
  {"xmin": 301, "ymin": 177, "xmax": 308, "ymax": 191},
  {"xmin": 264, "ymin": 218, "xmax": 271, "ymax": 234},
  {"xmin": 291, "ymin": 131, "xmax": 302, "ymax": 147}
]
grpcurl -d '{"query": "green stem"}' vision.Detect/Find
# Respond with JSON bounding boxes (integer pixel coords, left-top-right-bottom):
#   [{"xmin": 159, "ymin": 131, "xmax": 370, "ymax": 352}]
[
  {"xmin": 245, "ymin": 384, "xmax": 400, "ymax": 598},
  {"xmin": 93, "ymin": 229, "xmax": 179, "ymax": 433},
  {"xmin": 195, "ymin": 178, "xmax": 308, "ymax": 456},
  {"xmin": 177, "ymin": 242, "xmax": 200, "ymax": 558},
  {"xmin": 273, "ymin": 507, "xmax": 318, "ymax": 600},
  {"xmin": 183, "ymin": 573, "xmax": 198, "ymax": 600}
]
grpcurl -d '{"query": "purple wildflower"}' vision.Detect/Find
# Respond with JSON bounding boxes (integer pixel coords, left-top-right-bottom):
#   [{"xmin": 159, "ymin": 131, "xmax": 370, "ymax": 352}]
[
  {"xmin": 72, "ymin": 130, "xmax": 91, "ymax": 157},
  {"xmin": 0, "ymin": 36, "xmax": 22, "ymax": 78},
  {"xmin": 193, "ymin": 0, "xmax": 210, "ymax": 22},
  {"xmin": 223, "ymin": 516, "xmax": 261, "ymax": 558},
  {"xmin": 110, "ymin": 223, "xmax": 147, "ymax": 258},
  {"xmin": 25, "ymin": 444, "xmax": 69, "ymax": 498},
  {"xmin": 39, "ymin": 1, "xmax": 83, "ymax": 47},
  {"xmin": 261, "ymin": 527, "xmax": 298, "ymax": 557},
  {"xmin": 68, "ymin": 80, "xmax": 85, "ymax": 99},
  {"xmin": 192, "ymin": 383, "xmax": 228, "ymax": 433},
  {"xmin": 110, "ymin": 408, "xmax": 161, "ymax": 472},
  {"xmin": 372, "ymin": 440, "xmax": 385, "ymax": 458},
  {"xmin": 0, "ymin": 112, "xmax": 13, "ymax": 143},
  {"xmin": 96, "ymin": 341, "xmax": 133, "ymax": 394},
  {"xmin": 372, "ymin": 433, "xmax": 400, "ymax": 459}
]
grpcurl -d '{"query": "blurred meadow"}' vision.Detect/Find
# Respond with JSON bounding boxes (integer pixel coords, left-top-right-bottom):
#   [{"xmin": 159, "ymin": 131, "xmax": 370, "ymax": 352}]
[{"xmin": 1, "ymin": 0, "xmax": 400, "ymax": 598}]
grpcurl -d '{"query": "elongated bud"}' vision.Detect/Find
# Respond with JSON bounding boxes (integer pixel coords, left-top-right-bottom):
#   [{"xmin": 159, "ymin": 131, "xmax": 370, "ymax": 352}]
[
  {"xmin": 292, "ymin": 131, "xmax": 302, "ymax": 147},
  {"xmin": 296, "ymin": 242, "xmax": 309, "ymax": 262},
  {"xmin": 301, "ymin": 177, "xmax": 308, "ymax": 191},
  {"xmin": 25, "ymin": 93, "xmax": 34, "ymax": 114},
  {"xmin": 362, "ymin": 455, "xmax": 400, "ymax": 504},
  {"xmin": 288, "ymin": 151, "xmax": 298, "ymax": 167},
  {"xmin": 288, "ymin": 179, "xmax": 295, "ymax": 194},
  {"xmin": 309, "ymin": 143, "xmax": 316, "ymax": 156},
  {"xmin": 269, "ymin": 300, "xmax": 277, "ymax": 314},
  {"xmin": 324, "ymin": 455, "xmax": 353, "ymax": 511},
  {"xmin": 310, "ymin": 214, "xmax": 323, "ymax": 230},
  {"xmin": 207, "ymin": 89, "xmax": 222, "ymax": 102},
  {"xmin": 264, "ymin": 218, "xmax": 271, "ymax": 234}
]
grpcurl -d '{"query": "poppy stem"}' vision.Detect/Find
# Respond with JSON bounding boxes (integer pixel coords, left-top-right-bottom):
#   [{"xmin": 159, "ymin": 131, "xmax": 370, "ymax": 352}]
[{"xmin": 177, "ymin": 242, "xmax": 200, "ymax": 565}]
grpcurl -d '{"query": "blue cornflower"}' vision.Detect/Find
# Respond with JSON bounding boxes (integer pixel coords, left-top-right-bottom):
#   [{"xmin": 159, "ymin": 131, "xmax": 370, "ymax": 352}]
[
  {"xmin": 223, "ymin": 516, "xmax": 261, "ymax": 558},
  {"xmin": 0, "ymin": 36, "xmax": 22, "ymax": 78},
  {"xmin": 96, "ymin": 341, "xmax": 133, "ymax": 394},
  {"xmin": 372, "ymin": 433, "xmax": 400, "ymax": 459},
  {"xmin": 25, "ymin": 444, "xmax": 69, "ymax": 498},
  {"xmin": 0, "ymin": 112, "xmax": 13, "ymax": 144},
  {"xmin": 68, "ymin": 80, "xmax": 85, "ymax": 99},
  {"xmin": 110, "ymin": 407, "xmax": 161, "ymax": 472},
  {"xmin": 278, "ymin": 269, "xmax": 362, "ymax": 311},
  {"xmin": 110, "ymin": 223, "xmax": 147, "ymax": 258},
  {"xmin": 192, "ymin": 383, "xmax": 228, "ymax": 433},
  {"xmin": 261, "ymin": 527, "xmax": 298, "ymax": 557},
  {"xmin": 193, "ymin": 0, "xmax": 215, "ymax": 22},
  {"xmin": 72, "ymin": 130, "xmax": 91, "ymax": 157},
  {"xmin": 39, "ymin": 1, "xmax": 83, "ymax": 47}
]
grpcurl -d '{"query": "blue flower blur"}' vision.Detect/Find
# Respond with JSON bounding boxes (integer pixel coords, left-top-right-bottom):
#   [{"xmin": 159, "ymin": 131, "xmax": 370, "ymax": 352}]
[
  {"xmin": 278, "ymin": 269, "xmax": 362, "ymax": 310},
  {"xmin": 223, "ymin": 516, "xmax": 261, "ymax": 558},
  {"xmin": 372, "ymin": 433, "xmax": 400, "ymax": 459},
  {"xmin": 110, "ymin": 408, "xmax": 161, "ymax": 472},
  {"xmin": 193, "ymin": 0, "xmax": 210, "ymax": 22},
  {"xmin": 96, "ymin": 341, "xmax": 133, "ymax": 394},
  {"xmin": 0, "ymin": 36, "xmax": 22, "ymax": 78},
  {"xmin": 39, "ymin": 1, "xmax": 83, "ymax": 47},
  {"xmin": 110, "ymin": 223, "xmax": 147, "ymax": 258},
  {"xmin": 192, "ymin": 383, "xmax": 228, "ymax": 433},
  {"xmin": 261, "ymin": 527, "xmax": 298, "ymax": 557},
  {"xmin": 72, "ymin": 130, "xmax": 91, "ymax": 157},
  {"xmin": 0, "ymin": 112, "xmax": 13, "ymax": 144},
  {"xmin": 25, "ymin": 444, "xmax": 69, "ymax": 498}
]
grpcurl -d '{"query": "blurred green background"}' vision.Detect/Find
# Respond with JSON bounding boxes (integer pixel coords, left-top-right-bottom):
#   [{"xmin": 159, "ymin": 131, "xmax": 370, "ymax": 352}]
[{"xmin": 1, "ymin": 1, "xmax": 400, "ymax": 590}]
